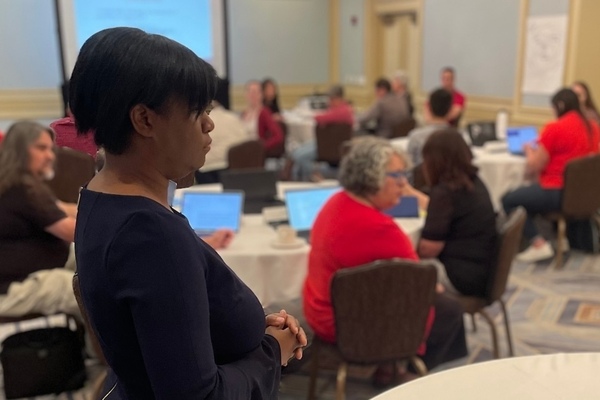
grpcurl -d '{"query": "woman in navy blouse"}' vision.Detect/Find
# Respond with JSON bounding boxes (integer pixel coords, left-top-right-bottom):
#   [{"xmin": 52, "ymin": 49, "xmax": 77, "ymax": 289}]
[{"xmin": 70, "ymin": 27, "xmax": 306, "ymax": 399}]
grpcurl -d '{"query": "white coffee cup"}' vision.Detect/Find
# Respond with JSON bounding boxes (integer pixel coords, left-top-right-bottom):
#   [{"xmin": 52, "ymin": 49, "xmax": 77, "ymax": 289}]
[{"xmin": 276, "ymin": 224, "xmax": 297, "ymax": 244}]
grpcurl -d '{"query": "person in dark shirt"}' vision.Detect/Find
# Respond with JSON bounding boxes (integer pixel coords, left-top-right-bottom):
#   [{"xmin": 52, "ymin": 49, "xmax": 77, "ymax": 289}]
[
  {"xmin": 418, "ymin": 129, "xmax": 497, "ymax": 297},
  {"xmin": 0, "ymin": 121, "xmax": 78, "ymax": 316},
  {"xmin": 69, "ymin": 27, "xmax": 306, "ymax": 399}
]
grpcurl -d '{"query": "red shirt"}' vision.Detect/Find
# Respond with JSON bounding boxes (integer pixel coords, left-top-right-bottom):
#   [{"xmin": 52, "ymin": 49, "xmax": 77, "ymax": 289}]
[
  {"xmin": 0, "ymin": 131, "xmax": 4, "ymax": 144},
  {"xmin": 257, "ymin": 107, "xmax": 284, "ymax": 151},
  {"xmin": 538, "ymin": 111, "xmax": 600, "ymax": 189},
  {"xmin": 50, "ymin": 117, "xmax": 98, "ymax": 159},
  {"xmin": 303, "ymin": 191, "xmax": 433, "ymax": 353},
  {"xmin": 314, "ymin": 103, "xmax": 354, "ymax": 126},
  {"xmin": 452, "ymin": 89, "xmax": 465, "ymax": 107}
]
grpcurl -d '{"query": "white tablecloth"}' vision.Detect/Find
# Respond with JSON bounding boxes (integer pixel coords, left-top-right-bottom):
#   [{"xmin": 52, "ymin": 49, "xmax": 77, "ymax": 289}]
[
  {"xmin": 175, "ymin": 182, "xmax": 423, "ymax": 307},
  {"xmin": 371, "ymin": 353, "xmax": 600, "ymax": 400}
]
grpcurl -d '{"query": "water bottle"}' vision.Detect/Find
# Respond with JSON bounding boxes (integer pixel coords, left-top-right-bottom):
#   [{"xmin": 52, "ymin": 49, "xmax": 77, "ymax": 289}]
[{"xmin": 496, "ymin": 109, "xmax": 509, "ymax": 140}]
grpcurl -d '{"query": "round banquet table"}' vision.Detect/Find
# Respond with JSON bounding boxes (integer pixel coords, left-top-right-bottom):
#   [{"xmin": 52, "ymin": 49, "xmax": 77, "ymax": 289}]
[
  {"xmin": 218, "ymin": 214, "xmax": 423, "ymax": 307},
  {"xmin": 175, "ymin": 182, "xmax": 423, "ymax": 307},
  {"xmin": 371, "ymin": 353, "xmax": 600, "ymax": 400}
]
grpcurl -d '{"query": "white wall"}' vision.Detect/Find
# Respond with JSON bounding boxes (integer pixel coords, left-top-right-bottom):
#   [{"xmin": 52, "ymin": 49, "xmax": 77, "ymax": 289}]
[
  {"xmin": 0, "ymin": 0, "xmax": 62, "ymax": 89},
  {"xmin": 339, "ymin": 0, "xmax": 365, "ymax": 85},
  {"xmin": 227, "ymin": 0, "xmax": 330, "ymax": 85},
  {"xmin": 421, "ymin": 0, "xmax": 521, "ymax": 98}
]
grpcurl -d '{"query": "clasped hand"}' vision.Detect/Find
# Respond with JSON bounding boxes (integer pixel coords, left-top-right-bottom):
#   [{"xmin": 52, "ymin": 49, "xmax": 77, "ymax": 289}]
[{"xmin": 265, "ymin": 309, "xmax": 308, "ymax": 366}]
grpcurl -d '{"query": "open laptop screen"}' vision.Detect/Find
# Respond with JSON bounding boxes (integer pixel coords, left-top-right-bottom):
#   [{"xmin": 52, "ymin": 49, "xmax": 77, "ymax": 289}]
[
  {"xmin": 180, "ymin": 191, "xmax": 244, "ymax": 235},
  {"xmin": 285, "ymin": 186, "xmax": 340, "ymax": 231},
  {"xmin": 507, "ymin": 126, "xmax": 538, "ymax": 155},
  {"xmin": 383, "ymin": 196, "xmax": 419, "ymax": 218}
]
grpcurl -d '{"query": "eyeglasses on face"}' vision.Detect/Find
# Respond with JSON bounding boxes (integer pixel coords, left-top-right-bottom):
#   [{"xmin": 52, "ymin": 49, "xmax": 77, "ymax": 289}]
[{"xmin": 385, "ymin": 170, "xmax": 408, "ymax": 180}]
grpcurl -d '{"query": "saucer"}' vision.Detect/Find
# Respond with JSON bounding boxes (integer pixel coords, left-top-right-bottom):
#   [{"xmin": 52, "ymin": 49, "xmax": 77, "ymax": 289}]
[{"xmin": 270, "ymin": 238, "xmax": 306, "ymax": 249}]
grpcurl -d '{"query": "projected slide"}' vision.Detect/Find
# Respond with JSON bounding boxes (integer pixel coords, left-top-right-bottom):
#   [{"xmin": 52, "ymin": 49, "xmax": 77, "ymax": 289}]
[
  {"xmin": 74, "ymin": 0, "xmax": 212, "ymax": 61},
  {"xmin": 56, "ymin": 0, "xmax": 226, "ymax": 78}
]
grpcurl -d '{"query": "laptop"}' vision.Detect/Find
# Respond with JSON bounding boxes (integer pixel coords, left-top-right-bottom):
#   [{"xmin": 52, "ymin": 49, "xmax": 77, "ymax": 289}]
[
  {"xmin": 506, "ymin": 126, "xmax": 538, "ymax": 155},
  {"xmin": 220, "ymin": 169, "xmax": 285, "ymax": 214},
  {"xmin": 467, "ymin": 121, "xmax": 497, "ymax": 147},
  {"xmin": 180, "ymin": 191, "xmax": 244, "ymax": 236},
  {"xmin": 285, "ymin": 186, "xmax": 340, "ymax": 241},
  {"xmin": 383, "ymin": 196, "xmax": 419, "ymax": 218}
]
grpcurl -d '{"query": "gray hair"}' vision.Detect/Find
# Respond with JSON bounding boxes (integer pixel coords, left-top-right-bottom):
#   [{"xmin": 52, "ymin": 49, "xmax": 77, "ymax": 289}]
[
  {"xmin": 0, "ymin": 121, "xmax": 54, "ymax": 196},
  {"xmin": 392, "ymin": 70, "xmax": 409, "ymax": 87},
  {"xmin": 339, "ymin": 136, "xmax": 409, "ymax": 197}
]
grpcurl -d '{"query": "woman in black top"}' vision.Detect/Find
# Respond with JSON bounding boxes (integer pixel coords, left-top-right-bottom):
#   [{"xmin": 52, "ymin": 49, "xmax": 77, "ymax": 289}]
[
  {"xmin": 70, "ymin": 27, "xmax": 306, "ymax": 399},
  {"xmin": 417, "ymin": 129, "xmax": 497, "ymax": 297}
]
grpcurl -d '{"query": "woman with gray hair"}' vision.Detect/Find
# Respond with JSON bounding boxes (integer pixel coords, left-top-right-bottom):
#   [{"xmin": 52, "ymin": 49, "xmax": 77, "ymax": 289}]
[
  {"xmin": 303, "ymin": 136, "xmax": 466, "ymax": 385},
  {"xmin": 0, "ymin": 121, "xmax": 79, "ymax": 317}
]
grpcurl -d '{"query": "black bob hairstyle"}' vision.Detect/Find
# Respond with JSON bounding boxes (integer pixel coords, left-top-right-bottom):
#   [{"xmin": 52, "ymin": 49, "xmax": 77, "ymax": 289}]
[{"xmin": 69, "ymin": 27, "xmax": 219, "ymax": 155}]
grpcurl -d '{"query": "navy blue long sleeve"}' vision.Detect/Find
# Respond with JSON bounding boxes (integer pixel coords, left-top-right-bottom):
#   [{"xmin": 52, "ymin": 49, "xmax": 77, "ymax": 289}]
[{"xmin": 75, "ymin": 190, "xmax": 281, "ymax": 399}]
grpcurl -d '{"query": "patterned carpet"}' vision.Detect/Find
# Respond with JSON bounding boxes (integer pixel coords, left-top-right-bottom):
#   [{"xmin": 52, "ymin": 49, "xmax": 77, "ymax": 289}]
[
  {"xmin": 0, "ymin": 251, "xmax": 598, "ymax": 399},
  {"xmin": 278, "ymin": 251, "xmax": 600, "ymax": 400}
]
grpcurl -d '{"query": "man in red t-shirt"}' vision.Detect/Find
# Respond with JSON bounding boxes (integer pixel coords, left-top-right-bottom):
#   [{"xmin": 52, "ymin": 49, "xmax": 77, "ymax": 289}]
[
  {"xmin": 290, "ymin": 85, "xmax": 354, "ymax": 181},
  {"xmin": 440, "ymin": 67, "xmax": 466, "ymax": 127}
]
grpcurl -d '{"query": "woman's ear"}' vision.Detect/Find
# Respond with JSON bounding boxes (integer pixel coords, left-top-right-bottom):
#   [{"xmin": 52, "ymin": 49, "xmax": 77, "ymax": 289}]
[{"xmin": 130, "ymin": 104, "xmax": 155, "ymax": 138}]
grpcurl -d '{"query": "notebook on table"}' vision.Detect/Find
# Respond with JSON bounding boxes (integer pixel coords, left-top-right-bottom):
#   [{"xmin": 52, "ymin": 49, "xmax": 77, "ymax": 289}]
[
  {"xmin": 506, "ymin": 126, "xmax": 538, "ymax": 156},
  {"xmin": 220, "ymin": 169, "xmax": 285, "ymax": 214},
  {"xmin": 284, "ymin": 186, "xmax": 340, "ymax": 241},
  {"xmin": 383, "ymin": 196, "xmax": 419, "ymax": 218},
  {"xmin": 180, "ymin": 191, "xmax": 244, "ymax": 236}
]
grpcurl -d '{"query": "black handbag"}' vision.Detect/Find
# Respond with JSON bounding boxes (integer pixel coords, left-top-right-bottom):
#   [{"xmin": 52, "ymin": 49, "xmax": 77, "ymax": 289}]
[{"xmin": 0, "ymin": 322, "xmax": 87, "ymax": 399}]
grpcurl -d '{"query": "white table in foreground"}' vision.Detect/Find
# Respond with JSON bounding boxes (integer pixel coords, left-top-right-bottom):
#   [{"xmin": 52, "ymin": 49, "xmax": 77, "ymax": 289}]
[{"xmin": 371, "ymin": 353, "xmax": 600, "ymax": 400}]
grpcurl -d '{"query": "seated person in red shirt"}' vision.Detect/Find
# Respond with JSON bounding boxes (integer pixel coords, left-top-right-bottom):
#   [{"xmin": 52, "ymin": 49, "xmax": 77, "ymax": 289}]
[
  {"xmin": 503, "ymin": 88, "xmax": 600, "ymax": 262},
  {"xmin": 241, "ymin": 80, "xmax": 284, "ymax": 154},
  {"xmin": 0, "ymin": 121, "xmax": 79, "ymax": 318},
  {"xmin": 289, "ymin": 85, "xmax": 354, "ymax": 181},
  {"xmin": 303, "ymin": 136, "xmax": 467, "ymax": 384},
  {"xmin": 50, "ymin": 103, "xmax": 99, "ymax": 159}
]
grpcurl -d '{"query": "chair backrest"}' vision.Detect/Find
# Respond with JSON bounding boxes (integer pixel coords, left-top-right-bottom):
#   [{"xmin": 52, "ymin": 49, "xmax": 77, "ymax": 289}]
[
  {"xmin": 315, "ymin": 123, "xmax": 353, "ymax": 166},
  {"xmin": 46, "ymin": 147, "xmax": 96, "ymax": 203},
  {"xmin": 331, "ymin": 259, "xmax": 437, "ymax": 364},
  {"xmin": 227, "ymin": 140, "xmax": 266, "ymax": 170},
  {"xmin": 486, "ymin": 207, "xmax": 526, "ymax": 304},
  {"xmin": 562, "ymin": 154, "xmax": 600, "ymax": 218},
  {"xmin": 467, "ymin": 121, "xmax": 496, "ymax": 147},
  {"xmin": 390, "ymin": 118, "xmax": 417, "ymax": 139}
]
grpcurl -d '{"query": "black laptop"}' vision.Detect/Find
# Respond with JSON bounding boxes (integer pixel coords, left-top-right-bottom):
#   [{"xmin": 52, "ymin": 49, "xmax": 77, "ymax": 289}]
[{"xmin": 220, "ymin": 169, "xmax": 285, "ymax": 214}]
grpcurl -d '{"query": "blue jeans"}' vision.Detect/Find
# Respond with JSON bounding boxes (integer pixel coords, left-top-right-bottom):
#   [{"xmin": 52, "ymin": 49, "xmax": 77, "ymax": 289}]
[
  {"xmin": 290, "ymin": 141, "xmax": 317, "ymax": 181},
  {"xmin": 502, "ymin": 183, "xmax": 562, "ymax": 240}
]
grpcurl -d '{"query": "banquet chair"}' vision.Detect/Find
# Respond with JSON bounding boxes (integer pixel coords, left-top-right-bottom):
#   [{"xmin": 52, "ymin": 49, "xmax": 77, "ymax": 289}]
[
  {"xmin": 307, "ymin": 260, "xmax": 437, "ymax": 400},
  {"xmin": 227, "ymin": 140, "xmax": 266, "ymax": 169},
  {"xmin": 545, "ymin": 154, "xmax": 600, "ymax": 268},
  {"xmin": 46, "ymin": 146, "xmax": 96, "ymax": 203},
  {"xmin": 450, "ymin": 206, "xmax": 526, "ymax": 359},
  {"xmin": 315, "ymin": 123, "xmax": 353, "ymax": 167},
  {"xmin": 389, "ymin": 117, "xmax": 417, "ymax": 139}
]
